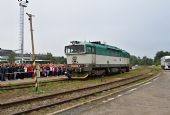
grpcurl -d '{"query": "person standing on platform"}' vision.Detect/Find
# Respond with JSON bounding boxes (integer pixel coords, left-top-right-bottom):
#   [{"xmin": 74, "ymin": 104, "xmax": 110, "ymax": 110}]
[
  {"xmin": 43, "ymin": 65, "xmax": 47, "ymax": 77},
  {"xmin": 36, "ymin": 64, "xmax": 41, "ymax": 78},
  {"xmin": 1, "ymin": 64, "xmax": 6, "ymax": 81},
  {"xmin": 27, "ymin": 64, "xmax": 33, "ymax": 78},
  {"xmin": 0, "ymin": 64, "xmax": 2, "ymax": 81},
  {"xmin": 46, "ymin": 64, "xmax": 50, "ymax": 77},
  {"xmin": 51, "ymin": 65, "xmax": 55, "ymax": 76}
]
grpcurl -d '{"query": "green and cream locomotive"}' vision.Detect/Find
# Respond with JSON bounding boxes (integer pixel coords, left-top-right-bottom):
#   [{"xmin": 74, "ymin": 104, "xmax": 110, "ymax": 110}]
[{"xmin": 65, "ymin": 41, "xmax": 130, "ymax": 78}]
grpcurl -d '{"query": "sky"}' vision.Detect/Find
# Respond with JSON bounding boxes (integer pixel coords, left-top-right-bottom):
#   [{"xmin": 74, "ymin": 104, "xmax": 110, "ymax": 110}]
[{"xmin": 0, "ymin": 0, "xmax": 170, "ymax": 58}]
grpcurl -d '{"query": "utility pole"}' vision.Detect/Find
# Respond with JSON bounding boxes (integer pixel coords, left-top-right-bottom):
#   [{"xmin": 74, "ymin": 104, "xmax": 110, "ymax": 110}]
[
  {"xmin": 18, "ymin": 0, "xmax": 29, "ymax": 63},
  {"xmin": 26, "ymin": 13, "xmax": 38, "ymax": 92}
]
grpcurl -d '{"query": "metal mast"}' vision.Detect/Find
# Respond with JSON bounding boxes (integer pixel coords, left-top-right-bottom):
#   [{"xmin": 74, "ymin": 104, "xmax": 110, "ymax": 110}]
[{"xmin": 18, "ymin": 0, "xmax": 29, "ymax": 63}]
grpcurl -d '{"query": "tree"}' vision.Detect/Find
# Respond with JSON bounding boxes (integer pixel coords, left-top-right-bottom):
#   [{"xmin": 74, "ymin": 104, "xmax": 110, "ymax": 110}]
[
  {"xmin": 36, "ymin": 52, "xmax": 67, "ymax": 64},
  {"xmin": 130, "ymin": 55, "xmax": 153, "ymax": 66},
  {"xmin": 36, "ymin": 52, "xmax": 54, "ymax": 63},
  {"xmin": 130, "ymin": 55, "xmax": 138, "ymax": 66},
  {"xmin": 8, "ymin": 52, "xmax": 16, "ymax": 63},
  {"xmin": 46, "ymin": 53, "xmax": 55, "ymax": 63},
  {"xmin": 54, "ymin": 56, "xmax": 67, "ymax": 64},
  {"xmin": 154, "ymin": 51, "xmax": 170, "ymax": 65},
  {"xmin": 140, "ymin": 56, "xmax": 153, "ymax": 65}
]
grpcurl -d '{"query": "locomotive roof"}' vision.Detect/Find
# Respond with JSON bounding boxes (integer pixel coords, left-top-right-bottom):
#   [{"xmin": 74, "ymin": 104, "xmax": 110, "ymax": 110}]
[{"xmin": 69, "ymin": 41, "xmax": 130, "ymax": 55}]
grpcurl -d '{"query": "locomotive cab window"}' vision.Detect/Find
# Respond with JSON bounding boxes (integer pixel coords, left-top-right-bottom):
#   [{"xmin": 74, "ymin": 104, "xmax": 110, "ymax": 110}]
[
  {"xmin": 65, "ymin": 45, "xmax": 85, "ymax": 54},
  {"xmin": 86, "ymin": 46, "xmax": 95, "ymax": 54}
]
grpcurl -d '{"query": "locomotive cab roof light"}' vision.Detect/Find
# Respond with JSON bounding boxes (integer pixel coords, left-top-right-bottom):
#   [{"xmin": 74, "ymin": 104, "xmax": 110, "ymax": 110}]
[{"xmin": 70, "ymin": 41, "xmax": 81, "ymax": 45}]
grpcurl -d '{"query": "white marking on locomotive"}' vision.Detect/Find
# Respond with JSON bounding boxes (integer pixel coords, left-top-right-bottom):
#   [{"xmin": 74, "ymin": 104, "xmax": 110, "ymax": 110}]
[{"xmin": 67, "ymin": 54, "xmax": 129, "ymax": 65}]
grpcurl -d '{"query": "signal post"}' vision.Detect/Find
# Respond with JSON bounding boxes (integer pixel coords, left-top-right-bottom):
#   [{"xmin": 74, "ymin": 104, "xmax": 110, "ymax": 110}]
[{"xmin": 26, "ymin": 13, "xmax": 39, "ymax": 92}]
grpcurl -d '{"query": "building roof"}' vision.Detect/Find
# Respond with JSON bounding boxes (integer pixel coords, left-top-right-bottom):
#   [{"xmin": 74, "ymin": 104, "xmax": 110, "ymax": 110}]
[{"xmin": 0, "ymin": 48, "xmax": 14, "ymax": 56}]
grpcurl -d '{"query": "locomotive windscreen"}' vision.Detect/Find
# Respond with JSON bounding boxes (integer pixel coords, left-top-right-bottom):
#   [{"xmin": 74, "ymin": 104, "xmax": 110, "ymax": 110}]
[
  {"xmin": 165, "ymin": 59, "xmax": 170, "ymax": 62},
  {"xmin": 65, "ymin": 45, "xmax": 85, "ymax": 54}
]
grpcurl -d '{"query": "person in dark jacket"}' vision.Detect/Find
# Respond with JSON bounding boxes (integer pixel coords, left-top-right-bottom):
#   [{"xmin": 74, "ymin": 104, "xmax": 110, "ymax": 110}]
[
  {"xmin": 0, "ymin": 65, "xmax": 2, "ymax": 81},
  {"xmin": 1, "ymin": 64, "xmax": 6, "ymax": 81},
  {"xmin": 64, "ymin": 69, "xmax": 72, "ymax": 80}
]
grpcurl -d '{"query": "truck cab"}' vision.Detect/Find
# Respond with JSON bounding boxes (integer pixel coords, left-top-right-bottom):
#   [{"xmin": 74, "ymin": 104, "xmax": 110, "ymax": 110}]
[{"xmin": 161, "ymin": 56, "xmax": 170, "ymax": 70}]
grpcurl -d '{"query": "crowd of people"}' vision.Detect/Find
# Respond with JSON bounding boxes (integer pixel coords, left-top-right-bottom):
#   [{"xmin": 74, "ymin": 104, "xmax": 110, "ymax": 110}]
[{"xmin": 0, "ymin": 63, "xmax": 67, "ymax": 81}]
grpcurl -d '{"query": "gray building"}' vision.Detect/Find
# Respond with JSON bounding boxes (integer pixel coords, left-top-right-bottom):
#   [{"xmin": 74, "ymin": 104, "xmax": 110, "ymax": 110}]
[
  {"xmin": 0, "ymin": 48, "xmax": 49, "ymax": 64},
  {"xmin": 0, "ymin": 48, "xmax": 31, "ymax": 63},
  {"xmin": 0, "ymin": 48, "xmax": 15, "ymax": 62}
]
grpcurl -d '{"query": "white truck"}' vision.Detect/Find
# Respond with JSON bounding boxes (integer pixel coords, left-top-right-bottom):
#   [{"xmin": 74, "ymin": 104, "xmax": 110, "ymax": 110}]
[{"xmin": 161, "ymin": 56, "xmax": 170, "ymax": 70}]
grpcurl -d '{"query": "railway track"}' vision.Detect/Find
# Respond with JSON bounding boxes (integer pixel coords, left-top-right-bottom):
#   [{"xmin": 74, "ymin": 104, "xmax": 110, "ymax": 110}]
[{"xmin": 0, "ymin": 71, "xmax": 157, "ymax": 115}]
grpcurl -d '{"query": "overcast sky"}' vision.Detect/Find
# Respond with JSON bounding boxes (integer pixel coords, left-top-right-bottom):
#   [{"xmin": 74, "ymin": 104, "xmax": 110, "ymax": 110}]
[{"xmin": 0, "ymin": 0, "xmax": 170, "ymax": 58}]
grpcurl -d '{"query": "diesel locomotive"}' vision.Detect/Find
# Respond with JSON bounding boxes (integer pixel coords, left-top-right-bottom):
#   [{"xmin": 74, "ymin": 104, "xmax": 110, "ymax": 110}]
[{"xmin": 65, "ymin": 41, "xmax": 130, "ymax": 78}]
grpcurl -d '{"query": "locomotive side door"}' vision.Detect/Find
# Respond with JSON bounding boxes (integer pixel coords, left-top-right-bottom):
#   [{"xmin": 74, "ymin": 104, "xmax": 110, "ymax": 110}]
[{"xmin": 91, "ymin": 46, "xmax": 96, "ymax": 64}]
